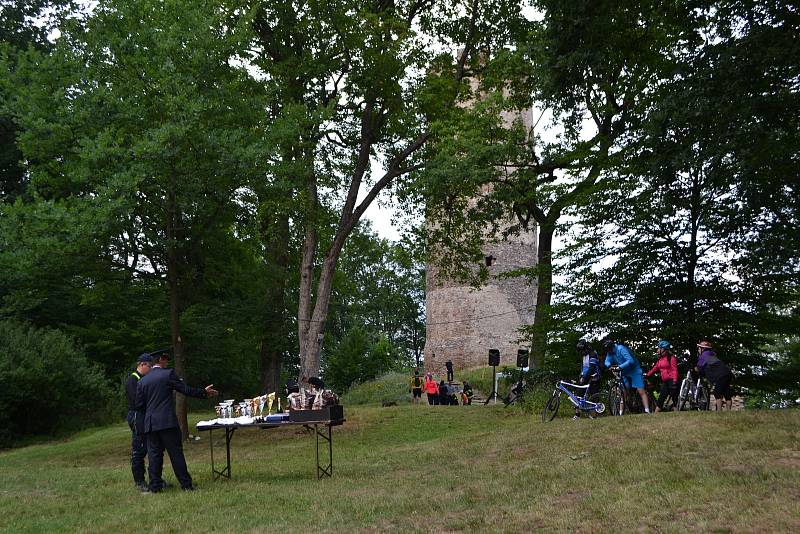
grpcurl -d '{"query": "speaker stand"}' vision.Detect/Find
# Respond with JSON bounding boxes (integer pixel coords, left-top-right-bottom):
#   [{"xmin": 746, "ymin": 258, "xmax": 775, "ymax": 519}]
[{"xmin": 483, "ymin": 364, "xmax": 499, "ymax": 405}]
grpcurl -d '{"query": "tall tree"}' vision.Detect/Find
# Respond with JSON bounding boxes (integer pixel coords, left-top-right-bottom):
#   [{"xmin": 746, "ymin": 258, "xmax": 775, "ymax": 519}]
[
  {"xmin": 553, "ymin": 0, "xmax": 799, "ymax": 383},
  {"xmin": 9, "ymin": 0, "xmax": 266, "ymax": 437},
  {"xmin": 247, "ymin": 0, "xmax": 525, "ymax": 379}
]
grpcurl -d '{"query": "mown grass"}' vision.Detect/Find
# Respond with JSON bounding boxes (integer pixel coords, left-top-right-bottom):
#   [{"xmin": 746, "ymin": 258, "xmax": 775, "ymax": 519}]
[{"xmin": 1, "ymin": 403, "xmax": 798, "ymax": 533}]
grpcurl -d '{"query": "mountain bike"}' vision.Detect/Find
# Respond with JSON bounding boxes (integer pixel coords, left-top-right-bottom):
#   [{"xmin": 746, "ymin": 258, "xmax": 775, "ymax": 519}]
[
  {"xmin": 607, "ymin": 367, "xmax": 654, "ymax": 415},
  {"xmin": 542, "ymin": 379, "xmax": 606, "ymax": 422},
  {"xmin": 677, "ymin": 369, "xmax": 710, "ymax": 411}
]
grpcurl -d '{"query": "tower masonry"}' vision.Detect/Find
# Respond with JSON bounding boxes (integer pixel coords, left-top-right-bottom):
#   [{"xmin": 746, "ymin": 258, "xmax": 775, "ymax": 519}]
[{"xmin": 424, "ymin": 102, "xmax": 538, "ymax": 375}]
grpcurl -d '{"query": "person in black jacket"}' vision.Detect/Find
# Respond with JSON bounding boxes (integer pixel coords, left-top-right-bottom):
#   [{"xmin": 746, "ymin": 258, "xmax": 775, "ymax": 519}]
[
  {"xmin": 135, "ymin": 351, "xmax": 218, "ymax": 492},
  {"xmin": 125, "ymin": 353, "xmax": 153, "ymax": 491},
  {"xmin": 445, "ymin": 360, "xmax": 454, "ymax": 383}
]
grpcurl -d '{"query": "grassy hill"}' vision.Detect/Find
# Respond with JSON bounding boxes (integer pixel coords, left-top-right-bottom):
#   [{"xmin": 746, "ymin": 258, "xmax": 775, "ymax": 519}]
[{"xmin": 1, "ymin": 402, "xmax": 798, "ymax": 532}]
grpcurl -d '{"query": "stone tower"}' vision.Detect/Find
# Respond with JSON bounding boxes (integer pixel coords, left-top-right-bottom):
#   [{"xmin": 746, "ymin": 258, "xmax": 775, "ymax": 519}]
[{"xmin": 424, "ymin": 103, "xmax": 538, "ymax": 374}]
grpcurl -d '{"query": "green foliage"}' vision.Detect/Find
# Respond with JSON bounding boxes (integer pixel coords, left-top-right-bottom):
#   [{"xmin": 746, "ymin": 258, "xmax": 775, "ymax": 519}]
[
  {"xmin": 0, "ymin": 320, "xmax": 114, "ymax": 447},
  {"xmin": 549, "ymin": 1, "xmax": 800, "ymax": 388},
  {"xmin": 328, "ymin": 227, "xmax": 425, "ymax": 366},
  {"xmin": 323, "ymin": 326, "xmax": 402, "ymax": 394}
]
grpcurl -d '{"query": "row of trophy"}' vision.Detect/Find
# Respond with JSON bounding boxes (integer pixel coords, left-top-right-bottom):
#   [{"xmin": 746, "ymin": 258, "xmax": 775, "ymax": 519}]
[{"xmin": 214, "ymin": 393, "xmax": 279, "ymax": 421}]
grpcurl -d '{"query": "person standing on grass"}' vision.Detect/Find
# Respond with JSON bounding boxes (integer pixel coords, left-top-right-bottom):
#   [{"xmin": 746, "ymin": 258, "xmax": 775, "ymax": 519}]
[
  {"xmin": 695, "ymin": 340, "xmax": 734, "ymax": 411},
  {"xmin": 135, "ymin": 350, "xmax": 218, "ymax": 492},
  {"xmin": 445, "ymin": 360, "xmax": 454, "ymax": 383},
  {"xmin": 603, "ymin": 337, "xmax": 651, "ymax": 414},
  {"xmin": 410, "ymin": 369, "xmax": 424, "ymax": 404},
  {"xmin": 424, "ymin": 373, "xmax": 439, "ymax": 405},
  {"xmin": 646, "ymin": 340, "xmax": 679, "ymax": 412},
  {"xmin": 438, "ymin": 380, "xmax": 451, "ymax": 405},
  {"xmin": 125, "ymin": 353, "xmax": 152, "ymax": 491},
  {"xmin": 574, "ymin": 340, "xmax": 601, "ymax": 419}
]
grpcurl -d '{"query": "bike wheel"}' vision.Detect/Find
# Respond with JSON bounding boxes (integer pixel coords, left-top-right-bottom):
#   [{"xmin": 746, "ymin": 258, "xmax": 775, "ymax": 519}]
[
  {"xmin": 587, "ymin": 393, "xmax": 607, "ymax": 418},
  {"xmin": 608, "ymin": 385, "xmax": 625, "ymax": 416},
  {"xmin": 678, "ymin": 380, "xmax": 691, "ymax": 411},
  {"xmin": 542, "ymin": 391, "xmax": 561, "ymax": 422},
  {"xmin": 697, "ymin": 385, "xmax": 710, "ymax": 411}
]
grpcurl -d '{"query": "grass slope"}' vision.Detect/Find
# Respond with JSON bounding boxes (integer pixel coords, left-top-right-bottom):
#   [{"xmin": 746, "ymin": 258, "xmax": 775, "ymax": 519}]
[{"xmin": 1, "ymin": 405, "xmax": 798, "ymax": 533}]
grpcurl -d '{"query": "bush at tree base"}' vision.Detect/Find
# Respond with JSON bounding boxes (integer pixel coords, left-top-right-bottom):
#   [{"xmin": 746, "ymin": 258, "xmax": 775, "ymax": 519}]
[{"xmin": 0, "ymin": 320, "xmax": 114, "ymax": 447}]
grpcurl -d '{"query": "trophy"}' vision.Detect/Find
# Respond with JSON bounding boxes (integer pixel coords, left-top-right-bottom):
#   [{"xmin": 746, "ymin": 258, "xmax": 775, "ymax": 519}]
[
  {"xmin": 257, "ymin": 395, "xmax": 266, "ymax": 419},
  {"xmin": 224, "ymin": 400, "xmax": 235, "ymax": 419},
  {"xmin": 267, "ymin": 392, "xmax": 276, "ymax": 415}
]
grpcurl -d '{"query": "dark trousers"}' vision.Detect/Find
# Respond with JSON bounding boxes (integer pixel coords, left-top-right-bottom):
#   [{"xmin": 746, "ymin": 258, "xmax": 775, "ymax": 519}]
[
  {"xmin": 147, "ymin": 427, "xmax": 193, "ymax": 491},
  {"xmin": 446, "ymin": 369, "xmax": 453, "ymax": 382},
  {"xmin": 427, "ymin": 393, "xmax": 438, "ymax": 405},
  {"xmin": 657, "ymin": 380, "xmax": 678, "ymax": 409},
  {"xmin": 127, "ymin": 412, "xmax": 147, "ymax": 486}
]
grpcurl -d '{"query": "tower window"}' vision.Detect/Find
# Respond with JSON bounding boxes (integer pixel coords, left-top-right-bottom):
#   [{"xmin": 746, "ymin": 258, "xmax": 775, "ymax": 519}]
[{"xmin": 485, "ymin": 255, "xmax": 495, "ymax": 267}]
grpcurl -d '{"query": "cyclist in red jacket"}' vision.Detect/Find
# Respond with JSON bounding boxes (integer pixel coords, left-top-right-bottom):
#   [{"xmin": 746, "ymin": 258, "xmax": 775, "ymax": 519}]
[{"xmin": 645, "ymin": 340, "xmax": 679, "ymax": 412}]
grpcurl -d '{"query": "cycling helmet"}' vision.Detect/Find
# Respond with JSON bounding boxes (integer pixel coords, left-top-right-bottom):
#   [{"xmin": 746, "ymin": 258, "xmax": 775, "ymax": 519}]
[
  {"xmin": 697, "ymin": 340, "xmax": 713, "ymax": 349},
  {"xmin": 576, "ymin": 339, "xmax": 590, "ymax": 354},
  {"xmin": 657, "ymin": 340, "xmax": 671, "ymax": 350},
  {"xmin": 602, "ymin": 337, "xmax": 615, "ymax": 352}
]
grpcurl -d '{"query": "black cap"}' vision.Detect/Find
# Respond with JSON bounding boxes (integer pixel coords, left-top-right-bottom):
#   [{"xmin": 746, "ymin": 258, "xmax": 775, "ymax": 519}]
[
  {"xmin": 149, "ymin": 348, "xmax": 170, "ymax": 360},
  {"xmin": 137, "ymin": 353, "xmax": 153, "ymax": 364}
]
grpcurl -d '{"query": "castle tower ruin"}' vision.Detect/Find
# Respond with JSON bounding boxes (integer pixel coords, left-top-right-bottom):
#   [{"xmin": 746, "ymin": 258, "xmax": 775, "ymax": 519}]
[{"xmin": 424, "ymin": 100, "xmax": 538, "ymax": 374}]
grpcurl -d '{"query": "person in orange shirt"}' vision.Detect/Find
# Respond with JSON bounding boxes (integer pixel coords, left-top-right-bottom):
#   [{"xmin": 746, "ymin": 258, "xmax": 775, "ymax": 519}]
[{"xmin": 424, "ymin": 373, "xmax": 439, "ymax": 405}]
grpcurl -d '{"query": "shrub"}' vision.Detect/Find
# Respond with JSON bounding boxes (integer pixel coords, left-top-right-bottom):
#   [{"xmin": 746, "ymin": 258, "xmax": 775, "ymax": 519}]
[{"xmin": 0, "ymin": 320, "xmax": 114, "ymax": 447}]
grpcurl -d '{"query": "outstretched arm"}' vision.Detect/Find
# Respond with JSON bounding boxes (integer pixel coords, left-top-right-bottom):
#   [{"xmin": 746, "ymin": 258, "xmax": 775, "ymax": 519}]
[{"xmin": 168, "ymin": 369, "xmax": 217, "ymax": 399}]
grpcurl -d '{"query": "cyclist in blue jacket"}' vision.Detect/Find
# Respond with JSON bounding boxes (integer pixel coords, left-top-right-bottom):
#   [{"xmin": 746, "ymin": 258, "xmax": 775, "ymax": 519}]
[{"xmin": 603, "ymin": 338, "xmax": 651, "ymax": 414}]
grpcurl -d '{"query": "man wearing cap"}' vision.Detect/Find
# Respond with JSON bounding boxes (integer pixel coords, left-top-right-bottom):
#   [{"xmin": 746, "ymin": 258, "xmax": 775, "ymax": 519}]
[
  {"xmin": 125, "ymin": 353, "xmax": 153, "ymax": 492},
  {"xmin": 135, "ymin": 350, "xmax": 218, "ymax": 492}
]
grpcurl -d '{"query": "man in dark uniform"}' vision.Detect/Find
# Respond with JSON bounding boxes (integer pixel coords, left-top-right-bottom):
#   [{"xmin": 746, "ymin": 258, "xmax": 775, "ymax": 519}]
[
  {"xmin": 125, "ymin": 353, "xmax": 152, "ymax": 491},
  {"xmin": 135, "ymin": 350, "xmax": 218, "ymax": 492}
]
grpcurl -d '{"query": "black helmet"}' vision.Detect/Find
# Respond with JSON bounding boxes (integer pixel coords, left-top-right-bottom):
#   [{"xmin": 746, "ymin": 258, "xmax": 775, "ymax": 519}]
[
  {"xmin": 576, "ymin": 339, "xmax": 590, "ymax": 354},
  {"xmin": 602, "ymin": 338, "xmax": 615, "ymax": 352}
]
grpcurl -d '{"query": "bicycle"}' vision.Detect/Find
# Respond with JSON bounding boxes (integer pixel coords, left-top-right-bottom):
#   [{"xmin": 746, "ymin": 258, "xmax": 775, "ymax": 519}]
[
  {"xmin": 607, "ymin": 367, "xmax": 654, "ymax": 415},
  {"xmin": 542, "ymin": 379, "xmax": 606, "ymax": 422},
  {"xmin": 677, "ymin": 369, "xmax": 710, "ymax": 411}
]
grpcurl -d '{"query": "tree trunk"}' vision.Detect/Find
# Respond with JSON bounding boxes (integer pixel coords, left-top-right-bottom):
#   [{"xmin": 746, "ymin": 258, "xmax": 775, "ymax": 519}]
[
  {"xmin": 297, "ymin": 174, "xmax": 318, "ymax": 374},
  {"xmin": 259, "ymin": 211, "xmax": 290, "ymax": 394},
  {"xmin": 166, "ymin": 173, "xmax": 189, "ymax": 440},
  {"xmin": 530, "ymin": 224, "xmax": 554, "ymax": 369},
  {"xmin": 684, "ymin": 168, "xmax": 702, "ymax": 351},
  {"xmin": 299, "ymin": 251, "xmax": 340, "ymax": 379}
]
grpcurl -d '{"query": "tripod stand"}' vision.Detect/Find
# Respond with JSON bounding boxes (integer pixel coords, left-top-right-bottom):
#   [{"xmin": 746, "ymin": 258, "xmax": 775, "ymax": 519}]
[{"xmin": 483, "ymin": 364, "xmax": 499, "ymax": 405}]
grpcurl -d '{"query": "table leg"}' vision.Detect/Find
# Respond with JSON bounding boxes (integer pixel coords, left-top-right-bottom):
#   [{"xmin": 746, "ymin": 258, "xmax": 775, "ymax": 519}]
[
  {"xmin": 209, "ymin": 427, "xmax": 235, "ymax": 480},
  {"xmin": 312, "ymin": 424, "xmax": 333, "ymax": 479}
]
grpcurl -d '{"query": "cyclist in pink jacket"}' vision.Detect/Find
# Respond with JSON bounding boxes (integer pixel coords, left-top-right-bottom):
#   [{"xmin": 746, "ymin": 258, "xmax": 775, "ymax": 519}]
[{"xmin": 645, "ymin": 340, "xmax": 679, "ymax": 412}]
